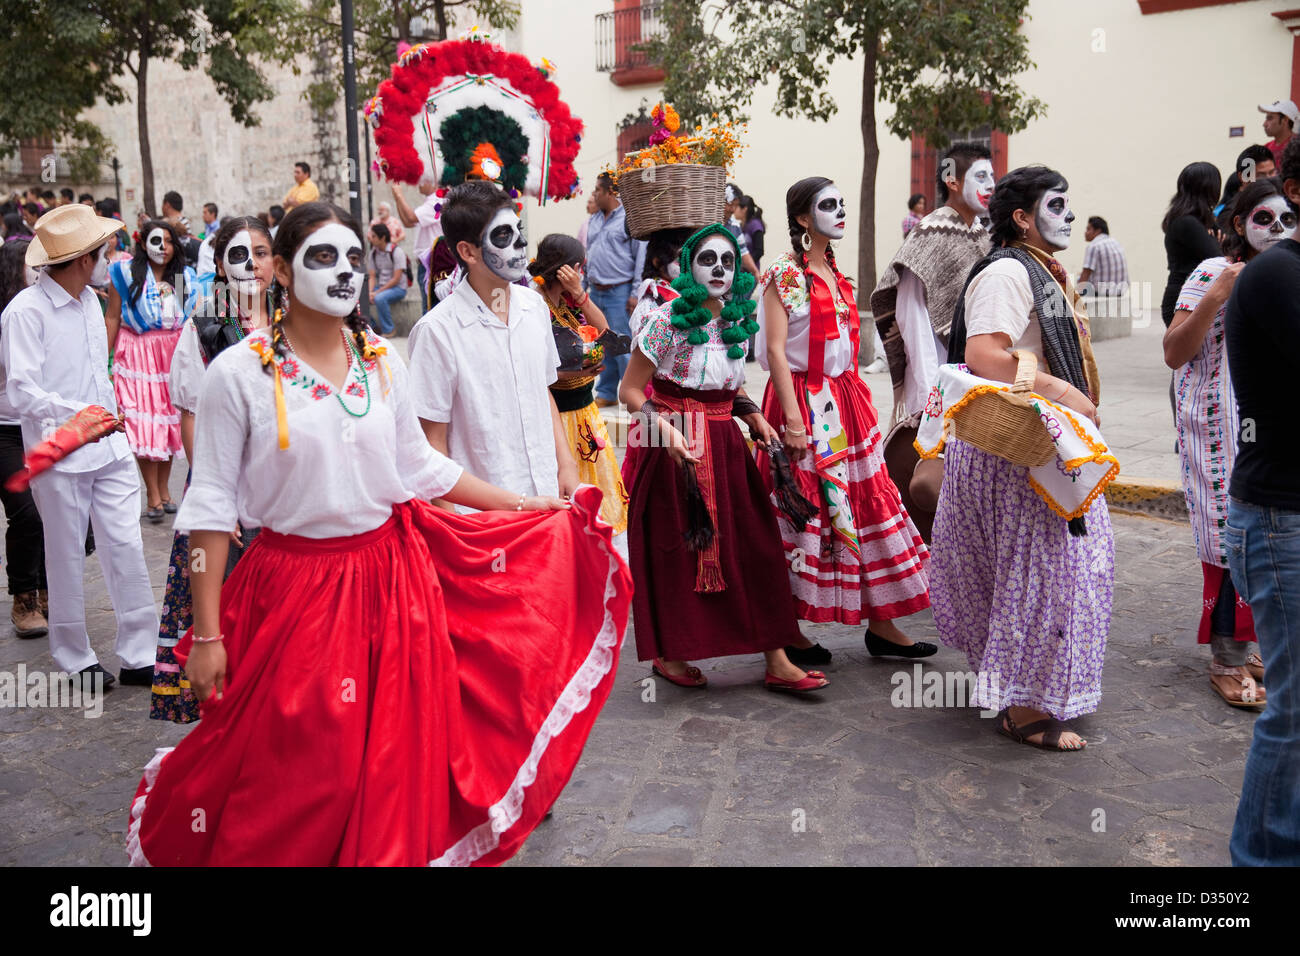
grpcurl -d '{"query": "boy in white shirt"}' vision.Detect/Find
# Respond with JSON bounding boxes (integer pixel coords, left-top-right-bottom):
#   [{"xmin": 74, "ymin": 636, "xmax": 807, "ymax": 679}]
[{"xmin": 408, "ymin": 182, "xmax": 578, "ymax": 510}]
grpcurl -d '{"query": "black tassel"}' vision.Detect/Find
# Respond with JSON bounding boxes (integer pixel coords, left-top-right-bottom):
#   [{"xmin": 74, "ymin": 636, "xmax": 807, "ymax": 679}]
[
  {"xmin": 681, "ymin": 461, "xmax": 715, "ymax": 551},
  {"xmin": 1068, "ymin": 516, "xmax": 1088, "ymax": 537},
  {"xmin": 768, "ymin": 443, "xmax": 819, "ymax": 532}
]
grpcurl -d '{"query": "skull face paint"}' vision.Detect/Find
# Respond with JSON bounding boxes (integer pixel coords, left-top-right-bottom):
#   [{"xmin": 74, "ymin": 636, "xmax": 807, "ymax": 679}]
[
  {"xmin": 145, "ymin": 228, "xmax": 170, "ymax": 265},
  {"xmin": 810, "ymin": 185, "xmax": 847, "ymax": 240},
  {"xmin": 692, "ymin": 235, "xmax": 736, "ymax": 299},
  {"xmin": 480, "ymin": 208, "xmax": 528, "ymax": 282},
  {"xmin": 291, "ymin": 222, "xmax": 365, "ymax": 316},
  {"xmin": 1244, "ymin": 195, "xmax": 1297, "ymax": 253},
  {"xmin": 1034, "ymin": 189, "xmax": 1074, "ymax": 250},
  {"xmin": 961, "ymin": 159, "xmax": 995, "ymax": 212},
  {"xmin": 222, "ymin": 230, "xmax": 261, "ymax": 295}
]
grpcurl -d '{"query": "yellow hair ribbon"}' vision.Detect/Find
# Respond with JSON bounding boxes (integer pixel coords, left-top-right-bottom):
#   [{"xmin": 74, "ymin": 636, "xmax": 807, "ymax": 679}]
[
  {"xmin": 248, "ymin": 339, "xmax": 290, "ymax": 449},
  {"xmin": 362, "ymin": 339, "xmax": 394, "ymax": 397}
]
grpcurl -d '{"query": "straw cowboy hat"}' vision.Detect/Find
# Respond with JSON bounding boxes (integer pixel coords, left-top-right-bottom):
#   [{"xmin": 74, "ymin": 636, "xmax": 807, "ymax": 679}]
[{"xmin": 25, "ymin": 203, "xmax": 124, "ymax": 267}]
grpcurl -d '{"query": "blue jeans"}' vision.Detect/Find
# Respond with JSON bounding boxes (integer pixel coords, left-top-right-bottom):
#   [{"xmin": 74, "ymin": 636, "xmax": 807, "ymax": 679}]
[
  {"xmin": 591, "ymin": 280, "xmax": 633, "ymax": 402},
  {"xmin": 1225, "ymin": 498, "xmax": 1300, "ymax": 865},
  {"xmin": 372, "ymin": 285, "xmax": 407, "ymax": 336}
]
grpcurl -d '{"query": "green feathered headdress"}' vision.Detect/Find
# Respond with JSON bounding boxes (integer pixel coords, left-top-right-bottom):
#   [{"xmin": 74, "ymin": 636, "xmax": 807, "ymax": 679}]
[{"xmin": 668, "ymin": 223, "xmax": 759, "ymax": 358}]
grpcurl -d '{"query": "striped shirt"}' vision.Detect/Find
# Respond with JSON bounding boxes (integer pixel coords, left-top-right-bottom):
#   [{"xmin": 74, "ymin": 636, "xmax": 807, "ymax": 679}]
[{"xmin": 1080, "ymin": 234, "xmax": 1129, "ymax": 297}]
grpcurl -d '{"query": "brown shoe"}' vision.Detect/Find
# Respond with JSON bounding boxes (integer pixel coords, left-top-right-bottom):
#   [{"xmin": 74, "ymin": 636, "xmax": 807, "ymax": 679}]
[
  {"xmin": 38, "ymin": 589, "xmax": 47, "ymax": 618},
  {"xmin": 11, "ymin": 591, "xmax": 48, "ymax": 639}
]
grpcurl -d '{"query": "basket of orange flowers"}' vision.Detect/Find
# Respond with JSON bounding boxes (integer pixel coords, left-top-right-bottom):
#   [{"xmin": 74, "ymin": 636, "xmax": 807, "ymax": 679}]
[{"xmin": 614, "ymin": 104, "xmax": 745, "ymax": 239}]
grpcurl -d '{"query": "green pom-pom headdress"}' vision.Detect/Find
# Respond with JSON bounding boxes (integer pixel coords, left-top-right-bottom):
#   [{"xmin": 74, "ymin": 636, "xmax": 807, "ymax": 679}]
[{"xmin": 668, "ymin": 223, "xmax": 759, "ymax": 358}]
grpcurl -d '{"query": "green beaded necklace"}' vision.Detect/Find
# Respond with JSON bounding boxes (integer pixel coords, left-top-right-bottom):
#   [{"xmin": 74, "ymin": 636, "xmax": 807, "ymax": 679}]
[{"xmin": 335, "ymin": 329, "xmax": 372, "ymax": 419}]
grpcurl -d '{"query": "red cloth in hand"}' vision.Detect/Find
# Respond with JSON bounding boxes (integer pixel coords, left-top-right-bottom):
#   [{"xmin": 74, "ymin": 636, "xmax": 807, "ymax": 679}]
[{"xmin": 3, "ymin": 406, "xmax": 120, "ymax": 492}]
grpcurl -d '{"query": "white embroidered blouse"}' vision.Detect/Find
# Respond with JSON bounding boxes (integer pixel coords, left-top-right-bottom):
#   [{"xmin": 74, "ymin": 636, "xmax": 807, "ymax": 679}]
[
  {"xmin": 755, "ymin": 252, "xmax": 857, "ymax": 380},
  {"xmin": 634, "ymin": 303, "xmax": 746, "ymax": 392},
  {"xmin": 175, "ymin": 328, "xmax": 464, "ymax": 539}
]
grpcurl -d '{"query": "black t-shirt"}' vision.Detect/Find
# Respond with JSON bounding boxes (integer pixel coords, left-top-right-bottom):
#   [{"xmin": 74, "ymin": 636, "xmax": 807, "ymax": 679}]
[
  {"xmin": 1225, "ymin": 238, "xmax": 1300, "ymax": 509},
  {"xmin": 1162, "ymin": 215, "xmax": 1221, "ymax": 326}
]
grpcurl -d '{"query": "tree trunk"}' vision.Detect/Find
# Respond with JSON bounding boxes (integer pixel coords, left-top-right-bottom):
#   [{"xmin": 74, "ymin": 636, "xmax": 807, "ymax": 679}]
[
  {"xmin": 433, "ymin": 0, "xmax": 449, "ymax": 40},
  {"xmin": 137, "ymin": 41, "xmax": 154, "ymax": 216},
  {"xmin": 857, "ymin": 34, "xmax": 880, "ymax": 362}
]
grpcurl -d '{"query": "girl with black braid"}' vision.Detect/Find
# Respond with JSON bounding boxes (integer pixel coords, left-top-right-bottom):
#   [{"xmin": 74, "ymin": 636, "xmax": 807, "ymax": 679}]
[
  {"xmin": 755, "ymin": 177, "xmax": 932, "ymax": 667},
  {"xmin": 126, "ymin": 201, "xmax": 631, "ymax": 866}
]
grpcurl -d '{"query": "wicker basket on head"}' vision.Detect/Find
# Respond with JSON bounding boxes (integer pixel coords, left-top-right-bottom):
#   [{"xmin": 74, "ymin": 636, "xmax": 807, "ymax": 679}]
[
  {"xmin": 618, "ymin": 163, "xmax": 726, "ymax": 239},
  {"xmin": 951, "ymin": 350, "xmax": 1056, "ymax": 467}
]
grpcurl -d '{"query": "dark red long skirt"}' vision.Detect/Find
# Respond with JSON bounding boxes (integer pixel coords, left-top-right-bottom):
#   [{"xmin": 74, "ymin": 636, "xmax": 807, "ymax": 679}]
[
  {"xmin": 126, "ymin": 488, "xmax": 630, "ymax": 866},
  {"xmin": 627, "ymin": 381, "xmax": 801, "ymax": 662}
]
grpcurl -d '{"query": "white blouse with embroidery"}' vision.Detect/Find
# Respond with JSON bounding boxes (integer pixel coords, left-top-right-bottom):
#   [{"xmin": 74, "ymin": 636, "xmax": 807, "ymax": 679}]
[
  {"xmin": 755, "ymin": 252, "xmax": 856, "ymax": 379},
  {"xmin": 175, "ymin": 328, "xmax": 464, "ymax": 539},
  {"xmin": 635, "ymin": 303, "xmax": 747, "ymax": 392}
]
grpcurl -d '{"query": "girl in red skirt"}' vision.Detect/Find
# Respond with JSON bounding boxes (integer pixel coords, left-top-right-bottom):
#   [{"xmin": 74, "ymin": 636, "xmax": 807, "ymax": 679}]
[
  {"xmin": 755, "ymin": 177, "xmax": 932, "ymax": 666},
  {"xmin": 619, "ymin": 224, "xmax": 827, "ymax": 693},
  {"xmin": 126, "ymin": 202, "xmax": 631, "ymax": 866}
]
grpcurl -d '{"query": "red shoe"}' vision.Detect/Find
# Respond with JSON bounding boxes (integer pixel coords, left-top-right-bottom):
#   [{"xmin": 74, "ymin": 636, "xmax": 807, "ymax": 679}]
[
  {"xmin": 652, "ymin": 658, "xmax": 708, "ymax": 688},
  {"xmin": 764, "ymin": 671, "xmax": 829, "ymax": 694}
]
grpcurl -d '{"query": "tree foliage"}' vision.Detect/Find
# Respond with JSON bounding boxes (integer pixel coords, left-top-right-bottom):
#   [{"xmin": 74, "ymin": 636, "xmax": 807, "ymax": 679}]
[
  {"xmin": 642, "ymin": 0, "xmax": 1047, "ymax": 296},
  {"xmin": 0, "ymin": 0, "xmax": 295, "ymax": 205},
  {"xmin": 291, "ymin": 0, "xmax": 522, "ymax": 114}
]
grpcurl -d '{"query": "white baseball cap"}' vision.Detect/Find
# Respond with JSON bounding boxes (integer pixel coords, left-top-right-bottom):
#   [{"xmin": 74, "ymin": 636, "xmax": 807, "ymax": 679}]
[{"xmin": 1259, "ymin": 99, "xmax": 1300, "ymax": 125}]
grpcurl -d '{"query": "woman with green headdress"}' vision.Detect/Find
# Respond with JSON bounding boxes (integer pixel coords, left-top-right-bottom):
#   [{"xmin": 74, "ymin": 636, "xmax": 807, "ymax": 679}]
[{"xmin": 619, "ymin": 224, "xmax": 829, "ymax": 694}]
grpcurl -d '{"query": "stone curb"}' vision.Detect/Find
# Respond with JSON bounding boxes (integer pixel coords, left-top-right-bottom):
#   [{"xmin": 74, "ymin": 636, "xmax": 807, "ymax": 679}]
[{"xmin": 1106, "ymin": 478, "xmax": 1187, "ymax": 520}]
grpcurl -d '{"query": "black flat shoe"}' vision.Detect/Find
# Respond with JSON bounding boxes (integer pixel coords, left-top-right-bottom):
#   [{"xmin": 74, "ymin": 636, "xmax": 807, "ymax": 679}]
[
  {"xmin": 162, "ymin": 500, "xmax": 178, "ymax": 514},
  {"xmin": 784, "ymin": 642, "xmax": 832, "ymax": 666},
  {"xmin": 864, "ymin": 629, "xmax": 937, "ymax": 659},
  {"xmin": 71, "ymin": 663, "xmax": 115, "ymax": 692},
  {"xmin": 118, "ymin": 666, "xmax": 154, "ymax": 687}
]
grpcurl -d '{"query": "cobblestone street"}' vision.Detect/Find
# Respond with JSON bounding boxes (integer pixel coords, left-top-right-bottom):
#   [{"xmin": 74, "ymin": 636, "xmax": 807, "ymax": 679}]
[{"xmin": 0, "ymin": 486, "xmax": 1253, "ymax": 865}]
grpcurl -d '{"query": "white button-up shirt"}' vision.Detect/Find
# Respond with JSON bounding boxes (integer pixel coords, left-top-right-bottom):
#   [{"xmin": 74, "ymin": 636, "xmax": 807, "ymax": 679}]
[
  {"xmin": 1, "ymin": 272, "xmax": 128, "ymax": 472},
  {"xmin": 408, "ymin": 277, "xmax": 560, "ymax": 511}
]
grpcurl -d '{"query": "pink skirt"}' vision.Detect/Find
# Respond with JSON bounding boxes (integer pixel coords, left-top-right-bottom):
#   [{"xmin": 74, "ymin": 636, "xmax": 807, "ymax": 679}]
[{"xmin": 114, "ymin": 327, "xmax": 182, "ymax": 461}]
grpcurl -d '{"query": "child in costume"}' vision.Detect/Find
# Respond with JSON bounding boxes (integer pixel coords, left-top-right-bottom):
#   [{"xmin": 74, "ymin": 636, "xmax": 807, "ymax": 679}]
[
  {"xmin": 149, "ymin": 217, "xmax": 273, "ymax": 723},
  {"xmin": 755, "ymin": 177, "xmax": 932, "ymax": 667},
  {"xmin": 126, "ymin": 202, "xmax": 630, "ymax": 865},
  {"xmin": 408, "ymin": 183, "xmax": 580, "ymax": 509},
  {"xmin": 620, "ymin": 224, "xmax": 827, "ymax": 694},
  {"xmin": 529, "ymin": 234, "xmax": 629, "ymax": 543}
]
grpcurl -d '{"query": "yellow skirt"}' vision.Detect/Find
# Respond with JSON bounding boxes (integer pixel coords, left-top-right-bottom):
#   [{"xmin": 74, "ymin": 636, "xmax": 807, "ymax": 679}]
[{"xmin": 560, "ymin": 401, "xmax": 629, "ymax": 535}]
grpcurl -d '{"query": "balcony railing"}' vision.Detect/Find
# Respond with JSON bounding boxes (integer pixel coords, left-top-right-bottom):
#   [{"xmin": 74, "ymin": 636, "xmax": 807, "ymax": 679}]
[{"xmin": 595, "ymin": 1, "xmax": 666, "ymax": 76}]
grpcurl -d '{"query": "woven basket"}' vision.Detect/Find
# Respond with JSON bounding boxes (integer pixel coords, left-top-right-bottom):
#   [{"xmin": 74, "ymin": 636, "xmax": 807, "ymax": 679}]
[
  {"xmin": 952, "ymin": 350, "xmax": 1056, "ymax": 467},
  {"xmin": 618, "ymin": 163, "xmax": 726, "ymax": 239}
]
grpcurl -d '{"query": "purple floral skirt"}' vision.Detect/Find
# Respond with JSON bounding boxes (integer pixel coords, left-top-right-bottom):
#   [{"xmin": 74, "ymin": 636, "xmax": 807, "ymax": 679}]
[{"xmin": 930, "ymin": 440, "xmax": 1114, "ymax": 720}]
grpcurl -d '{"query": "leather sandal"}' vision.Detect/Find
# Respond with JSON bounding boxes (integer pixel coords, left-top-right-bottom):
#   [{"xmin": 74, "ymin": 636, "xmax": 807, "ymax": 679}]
[
  {"xmin": 764, "ymin": 671, "xmax": 829, "ymax": 694},
  {"xmin": 1244, "ymin": 653, "xmax": 1266, "ymax": 684},
  {"xmin": 996, "ymin": 708, "xmax": 1086, "ymax": 751},
  {"xmin": 652, "ymin": 658, "xmax": 707, "ymax": 688},
  {"xmin": 1209, "ymin": 662, "xmax": 1265, "ymax": 708}
]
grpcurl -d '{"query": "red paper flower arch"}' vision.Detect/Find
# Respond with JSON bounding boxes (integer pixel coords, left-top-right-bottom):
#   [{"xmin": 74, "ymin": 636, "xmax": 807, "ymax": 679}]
[{"xmin": 367, "ymin": 36, "xmax": 583, "ymax": 203}]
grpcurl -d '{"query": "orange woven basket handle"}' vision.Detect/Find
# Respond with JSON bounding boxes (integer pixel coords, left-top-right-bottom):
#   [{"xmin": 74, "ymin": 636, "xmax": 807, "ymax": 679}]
[{"xmin": 1010, "ymin": 349, "xmax": 1038, "ymax": 394}]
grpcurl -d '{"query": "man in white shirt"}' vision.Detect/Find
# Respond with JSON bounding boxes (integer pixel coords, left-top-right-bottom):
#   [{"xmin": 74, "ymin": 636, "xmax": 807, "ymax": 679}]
[
  {"xmin": 391, "ymin": 178, "xmax": 441, "ymax": 313},
  {"xmin": 408, "ymin": 182, "xmax": 578, "ymax": 511},
  {"xmin": 1, "ymin": 205, "xmax": 159, "ymax": 690}
]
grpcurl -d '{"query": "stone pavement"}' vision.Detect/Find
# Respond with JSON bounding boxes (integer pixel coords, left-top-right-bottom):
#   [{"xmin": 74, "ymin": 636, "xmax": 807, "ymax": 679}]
[{"xmin": 0, "ymin": 465, "xmax": 1253, "ymax": 865}]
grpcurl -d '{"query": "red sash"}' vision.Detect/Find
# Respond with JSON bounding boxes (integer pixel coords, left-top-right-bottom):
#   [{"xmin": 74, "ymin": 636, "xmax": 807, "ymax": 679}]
[{"xmin": 806, "ymin": 267, "xmax": 860, "ymax": 392}]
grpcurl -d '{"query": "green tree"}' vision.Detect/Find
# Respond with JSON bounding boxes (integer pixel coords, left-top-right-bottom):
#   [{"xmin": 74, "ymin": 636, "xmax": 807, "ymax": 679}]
[
  {"xmin": 1, "ymin": 0, "xmax": 294, "ymax": 214},
  {"xmin": 643, "ymin": 0, "xmax": 1046, "ymax": 295},
  {"xmin": 292, "ymin": 0, "xmax": 521, "ymax": 114}
]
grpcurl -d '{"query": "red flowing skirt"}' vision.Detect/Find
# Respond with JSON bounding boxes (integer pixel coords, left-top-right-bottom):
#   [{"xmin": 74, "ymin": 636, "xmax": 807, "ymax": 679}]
[
  {"xmin": 627, "ymin": 381, "xmax": 800, "ymax": 662},
  {"xmin": 126, "ymin": 488, "xmax": 630, "ymax": 866},
  {"xmin": 755, "ymin": 370, "xmax": 930, "ymax": 625}
]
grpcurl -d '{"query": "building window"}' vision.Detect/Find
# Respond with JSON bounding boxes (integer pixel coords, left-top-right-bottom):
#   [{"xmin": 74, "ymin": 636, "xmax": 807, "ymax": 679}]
[
  {"xmin": 595, "ymin": 0, "xmax": 667, "ymax": 86},
  {"xmin": 617, "ymin": 107, "xmax": 655, "ymax": 162}
]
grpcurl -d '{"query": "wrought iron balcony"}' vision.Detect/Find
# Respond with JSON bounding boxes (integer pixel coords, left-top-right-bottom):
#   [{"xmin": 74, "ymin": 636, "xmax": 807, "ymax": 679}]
[{"xmin": 595, "ymin": 1, "xmax": 666, "ymax": 86}]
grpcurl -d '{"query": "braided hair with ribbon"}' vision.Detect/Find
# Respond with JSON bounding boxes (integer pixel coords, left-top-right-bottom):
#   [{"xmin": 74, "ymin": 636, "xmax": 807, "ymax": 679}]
[{"xmin": 668, "ymin": 223, "xmax": 758, "ymax": 358}]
